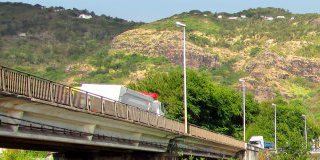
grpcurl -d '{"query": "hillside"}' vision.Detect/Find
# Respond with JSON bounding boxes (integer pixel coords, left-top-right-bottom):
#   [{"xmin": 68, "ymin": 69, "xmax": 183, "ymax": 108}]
[
  {"xmin": 0, "ymin": 2, "xmax": 169, "ymax": 84},
  {"xmin": 1, "ymin": 3, "xmax": 320, "ymax": 157},
  {"xmin": 3, "ymin": 3, "xmax": 320, "ymax": 103},
  {"xmin": 111, "ymin": 8, "xmax": 320, "ymax": 107},
  {"xmin": 1, "ymin": 3, "xmax": 320, "ymax": 118}
]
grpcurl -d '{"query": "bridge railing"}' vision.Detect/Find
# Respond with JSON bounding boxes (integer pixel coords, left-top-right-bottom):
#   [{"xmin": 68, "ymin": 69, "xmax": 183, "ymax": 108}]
[{"xmin": 0, "ymin": 66, "xmax": 244, "ymax": 149}]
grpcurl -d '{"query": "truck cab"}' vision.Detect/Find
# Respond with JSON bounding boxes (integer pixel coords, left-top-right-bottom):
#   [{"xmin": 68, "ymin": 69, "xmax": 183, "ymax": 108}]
[
  {"xmin": 249, "ymin": 136, "xmax": 264, "ymax": 148},
  {"xmin": 249, "ymin": 136, "xmax": 275, "ymax": 149}
]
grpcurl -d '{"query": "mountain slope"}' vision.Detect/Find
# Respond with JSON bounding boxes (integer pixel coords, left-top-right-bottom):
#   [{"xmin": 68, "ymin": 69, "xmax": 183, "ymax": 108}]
[
  {"xmin": 1, "ymin": 4, "xmax": 320, "ymax": 155},
  {"xmin": 111, "ymin": 8, "xmax": 320, "ymax": 104},
  {"xmin": 2, "ymin": 3, "xmax": 320, "ymax": 107},
  {"xmin": 0, "ymin": 2, "xmax": 147, "ymax": 84}
]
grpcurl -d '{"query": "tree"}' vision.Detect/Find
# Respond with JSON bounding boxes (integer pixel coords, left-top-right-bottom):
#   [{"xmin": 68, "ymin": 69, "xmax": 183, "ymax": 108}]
[
  {"xmin": 128, "ymin": 68, "xmax": 259, "ymax": 138},
  {"xmin": 247, "ymin": 98, "xmax": 320, "ymax": 158}
]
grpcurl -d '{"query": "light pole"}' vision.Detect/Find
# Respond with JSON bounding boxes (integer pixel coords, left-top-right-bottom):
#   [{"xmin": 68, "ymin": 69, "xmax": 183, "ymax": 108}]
[
  {"xmin": 239, "ymin": 79, "xmax": 245, "ymax": 142},
  {"xmin": 272, "ymin": 103, "xmax": 277, "ymax": 152},
  {"xmin": 302, "ymin": 114, "xmax": 307, "ymax": 149},
  {"xmin": 176, "ymin": 21, "xmax": 188, "ymax": 134}
]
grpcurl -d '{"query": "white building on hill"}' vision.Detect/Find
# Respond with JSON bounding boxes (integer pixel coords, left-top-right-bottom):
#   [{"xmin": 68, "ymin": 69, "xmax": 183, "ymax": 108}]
[
  {"xmin": 276, "ymin": 16, "xmax": 285, "ymax": 19},
  {"xmin": 265, "ymin": 16, "xmax": 274, "ymax": 21},
  {"xmin": 228, "ymin": 16, "xmax": 238, "ymax": 20},
  {"xmin": 240, "ymin": 15, "xmax": 247, "ymax": 18},
  {"xmin": 79, "ymin": 14, "xmax": 92, "ymax": 19}
]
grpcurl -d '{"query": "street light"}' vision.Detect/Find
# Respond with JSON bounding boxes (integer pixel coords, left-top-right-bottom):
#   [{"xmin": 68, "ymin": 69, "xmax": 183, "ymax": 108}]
[
  {"xmin": 302, "ymin": 114, "xmax": 307, "ymax": 148},
  {"xmin": 272, "ymin": 103, "xmax": 277, "ymax": 152},
  {"xmin": 176, "ymin": 21, "xmax": 188, "ymax": 134},
  {"xmin": 239, "ymin": 79, "xmax": 245, "ymax": 141}
]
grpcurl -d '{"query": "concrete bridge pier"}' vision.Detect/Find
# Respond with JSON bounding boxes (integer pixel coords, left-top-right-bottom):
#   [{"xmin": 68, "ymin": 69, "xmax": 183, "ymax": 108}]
[{"xmin": 53, "ymin": 151, "xmax": 177, "ymax": 160}]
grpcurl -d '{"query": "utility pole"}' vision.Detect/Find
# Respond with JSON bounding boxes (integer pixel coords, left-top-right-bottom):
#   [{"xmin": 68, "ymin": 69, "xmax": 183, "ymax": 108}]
[
  {"xmin": 176, "ymin": 21, "xmax": 188, "ymax": 134},
  {"xmin": 239, "ymin": 79, "xmax": 245, "ymax": 141},
  {"xmin": 272, "ymin": 103, "xmax": 277, "ymax": 152},
  {"xmin": 302, "ymin": 114, "xmax": 307, "ymax": 149}
]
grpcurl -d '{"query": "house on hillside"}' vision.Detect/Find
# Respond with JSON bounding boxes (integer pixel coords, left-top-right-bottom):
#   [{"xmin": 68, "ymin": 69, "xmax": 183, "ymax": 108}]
[
  {"xmin": 265, "ymin": 16, "xmax": 274, "ymax": 21},
  {"xmin": 228, "ymin": 16, "xmax": 238, "ymax": 20},
  {"xmin": 54, "ymin": 9, "xmax": 64, "ymax": 12},
  {"xmin": 18, "ymin": 33, "xmax": 27, "ymax": 37},
  {"xmin": 291, "ymin": 17, "xmax": 295, "ymax": 20},
  {"xmin": 276, "ymin": 16, "xmax": 285, "ymax": 19},
  {"xmin": 217, "ymin": 15, "xmax": 223, "ymax": 19},
  {"xmin": 79, "ymin": 14, "xmax": 92, "ymax": 19},
  {"xmin": 240, "ymin": 15, "xmax": 247, "ymax": 18}
]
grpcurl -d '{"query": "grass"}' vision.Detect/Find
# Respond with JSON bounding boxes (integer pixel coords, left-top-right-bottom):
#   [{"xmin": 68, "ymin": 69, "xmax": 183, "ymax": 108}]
[
  {"xmin": 75, "ymin": 51, "xmax": 170, "ymax": 85},
  {"xmin": 0, "ymin": 150, "xmax": 49, "ymax": 160},
  {"xmin": 210, "ymin": 58, "xmax": 248, "ymax": 85}
]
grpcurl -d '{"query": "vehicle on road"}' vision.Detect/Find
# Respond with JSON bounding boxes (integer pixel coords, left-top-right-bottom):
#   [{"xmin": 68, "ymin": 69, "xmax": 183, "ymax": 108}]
[
  {"xmin": 80, "ymin": 84, "xmax": 164, "ymax": 115},
  {"xmin": 249, "ymin": 136, "xmax": 274, "ymax": 149}
]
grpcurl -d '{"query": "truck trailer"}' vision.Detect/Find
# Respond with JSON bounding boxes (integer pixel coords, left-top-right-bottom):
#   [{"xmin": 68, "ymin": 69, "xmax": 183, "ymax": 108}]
[{"xmin": 80, "ymin": 84, "xmax": 164, "ymax": 116}]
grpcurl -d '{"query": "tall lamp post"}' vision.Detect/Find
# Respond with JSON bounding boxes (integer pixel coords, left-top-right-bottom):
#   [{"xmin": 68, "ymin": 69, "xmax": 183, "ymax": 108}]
[
  {"xmin": 239, "ymin": 79, "xmax": 245, "ymax": 142},
  {"xmin": 302, "ymin": 114, "xmax": 307, "ymax": 149},
  {"xmin": 272, "ymin": 103, "xmax": 277, "ymax": 152},
  {"xmin": 176, "ymin": 21, "xmax": 188, "ymax": 134}
]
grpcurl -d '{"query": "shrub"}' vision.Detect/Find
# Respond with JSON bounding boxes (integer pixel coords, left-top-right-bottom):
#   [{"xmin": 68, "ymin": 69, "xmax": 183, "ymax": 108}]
[{"xmin": 250, "ymin": 47, "xmax": 262, "ymax": 57}]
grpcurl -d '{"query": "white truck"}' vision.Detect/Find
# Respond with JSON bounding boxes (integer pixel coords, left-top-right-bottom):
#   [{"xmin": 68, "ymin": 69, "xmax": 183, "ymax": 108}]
[
  {"xmin": 80, "ymin": 84, "xmax": 164, "ymax": 116},
  {"xmin": 249, "ymin": 136, "xmax": 274, "ymax": 149},
  {"xmin": 249, "ymin": 136, "xmax": 265, "ymax": 148}
]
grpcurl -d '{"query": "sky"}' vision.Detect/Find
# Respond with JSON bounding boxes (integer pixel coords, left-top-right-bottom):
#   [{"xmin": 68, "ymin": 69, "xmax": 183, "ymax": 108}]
[{"xmin": 1, "ymin": 0, "xmax": 320, "ymax": 22}]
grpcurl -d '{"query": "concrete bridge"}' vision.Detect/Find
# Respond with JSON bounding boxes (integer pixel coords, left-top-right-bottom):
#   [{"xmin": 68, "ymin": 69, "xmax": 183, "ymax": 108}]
[{"xmin": 0, "ymin": 66, "xmax": 248, "ymax": 159}]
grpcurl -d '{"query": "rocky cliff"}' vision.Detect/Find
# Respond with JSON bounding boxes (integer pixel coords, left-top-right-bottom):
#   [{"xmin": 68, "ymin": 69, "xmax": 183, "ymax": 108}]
[
  {"xmin": 241, "ymin": 52, "xmax": 320, "ymax": 101},
  {"xmin": 111, "ymin": 29, "xmax": 220, "ymax": 68}
]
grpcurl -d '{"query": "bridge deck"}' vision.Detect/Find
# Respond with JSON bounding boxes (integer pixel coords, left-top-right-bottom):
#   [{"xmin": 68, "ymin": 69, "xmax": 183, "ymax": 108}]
[{"xmin": 0, "ymin": 65, "xmax": 245, "ymax": 158}]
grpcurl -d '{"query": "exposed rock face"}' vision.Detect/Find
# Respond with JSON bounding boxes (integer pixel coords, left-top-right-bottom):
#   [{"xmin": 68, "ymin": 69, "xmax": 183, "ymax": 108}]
[
  {"xmin": 111, "ymin": 29, "xmax": 219, "ymax": 68},
  {"xmin": 112, "ymin": 28, "xmax": 320, "ymax": 102},
  {"xmin": 311, "ymin": 18, "xmax": 320, "ymax": 26},
  {"xmin": 243, "ymin": 52, "xmax": 320, "ymax": 101}
]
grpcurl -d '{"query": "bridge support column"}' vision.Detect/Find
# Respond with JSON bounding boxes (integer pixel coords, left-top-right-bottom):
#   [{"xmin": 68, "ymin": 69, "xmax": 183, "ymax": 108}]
[
  {"xmin": 7, "ymin": 110, "xmax": 24, "ymax": 132},
  {"xmin": 83, "ymin": 124, "xmax": 96, "ymax": 141},
  {"xmin": 53, "ymin": 151, "xmax": 177, "ymax": 160}
]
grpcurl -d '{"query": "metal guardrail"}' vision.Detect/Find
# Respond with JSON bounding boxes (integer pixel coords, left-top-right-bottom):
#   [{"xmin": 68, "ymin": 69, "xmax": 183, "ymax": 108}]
[{"xmin": 0, "ymin": 66, "xmax": 244, "ymax": 149}]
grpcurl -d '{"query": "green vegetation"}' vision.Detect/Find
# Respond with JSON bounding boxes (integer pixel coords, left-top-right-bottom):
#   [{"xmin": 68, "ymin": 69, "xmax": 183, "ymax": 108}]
[
  {"xmin": 129, "ymin": 68, "xmax": 259, "ymax": 138},
  {"xmin": 250, "ymin": 47, "xmax": 262, "ymax": 57},
  {"xmin": 247, "ymin": 98, "xmax": 318, "ymax": 159},
  {"xmin": 142, "ymin": 8, "xmax": 320, "ymax": 58},
  {"xmin": 211, "ymin": 58, "xmax": 248, "ymax": 85},
  {"xmin": 129, "ymin": 68, "xmax": 320, "ymax": 159},
  {"xmin": 297, "ymin": 44, "xmax": 320, "ymax": 58},
  {"xmin": 1, "ymin": 3, "xmax": 320, "ymax": 158},
  {"xmin": 0, "ymin": 150, "xmax": 49, "ymax": 160},
  {"xmin": 0, "ymin": 2, "xmax": 141, "ymax": 83},
  {"xmin": 238, "ymin": 7, "xmax": 291, "ymax": 18},
  {"xmin": 143, "ymin": 13, "xmax": 220, "ymax": 35},
  {"xmin": 189, "ymin": 34, "xmax": 212, "ymax": 47},
  {"xmin": 78, "ymin": 49, "xmax": 170, "ymax": 84}
]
